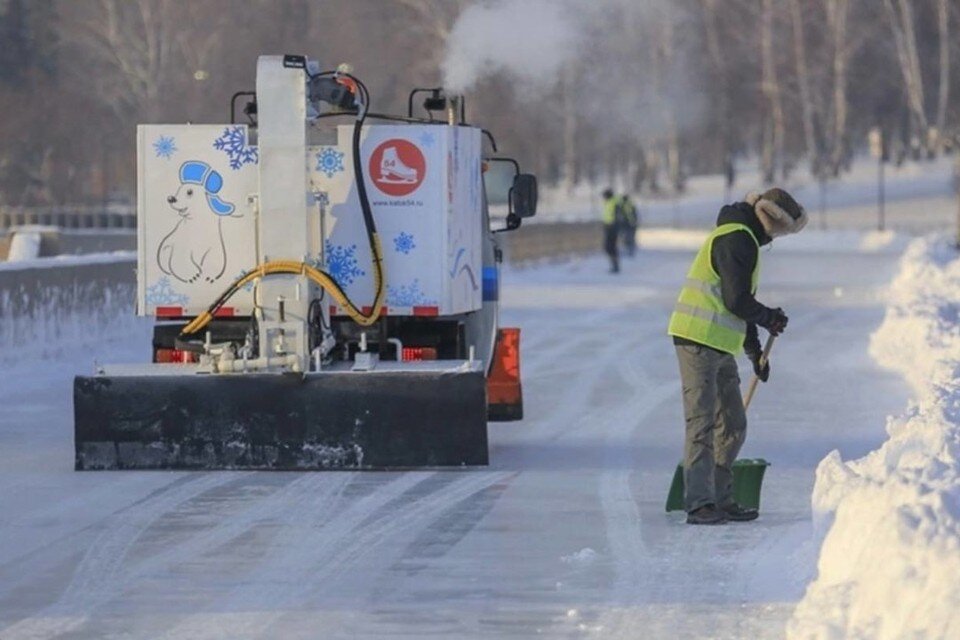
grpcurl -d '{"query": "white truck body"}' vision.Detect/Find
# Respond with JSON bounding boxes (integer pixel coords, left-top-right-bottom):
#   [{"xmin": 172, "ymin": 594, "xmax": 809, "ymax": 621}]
[{"xmin": 136, "ymin": 122, "xmax": 483, "ymax": 318}]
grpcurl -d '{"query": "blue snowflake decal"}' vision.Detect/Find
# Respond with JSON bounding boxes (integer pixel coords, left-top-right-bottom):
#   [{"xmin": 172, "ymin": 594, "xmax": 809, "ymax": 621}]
[
  {"xmin": 324, "ymin": 241, "xmax": 366, "ymax": 286},
  {"xmin": 145, "ymin": 277, "xmax": 189, "ymax": 306},
  {"xmin": 213, "ymin": 126, "xmax": 258, "ymax": 170},
  {"xmin": 393, "ymin": 232, "xmax": 416, "ymax": 255},
  {"xmin": 315, "ymin": 147, "xmax": 345, "ymax": 178},
  {"xmin": 153, "ymin": 135, "xmax": 177, "ymax": 160},
  {"xmin": 387, "ymin": 279, "xmax": 436, "ymax": 307},
  {"xmin": 418, "ymin": 131, "xmax": 436, "ymax": 148}
]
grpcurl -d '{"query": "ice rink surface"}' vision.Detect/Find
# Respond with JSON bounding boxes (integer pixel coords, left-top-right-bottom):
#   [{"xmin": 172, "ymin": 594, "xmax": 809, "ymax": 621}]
[{"xmin": 0, "ymin": 235, "xmax": 909, "ymax": 639}]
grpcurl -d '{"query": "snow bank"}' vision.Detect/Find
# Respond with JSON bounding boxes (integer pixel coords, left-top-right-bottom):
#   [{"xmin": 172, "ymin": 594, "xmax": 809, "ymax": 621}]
[
  {"xmin": 787, "ymin": 236, "xmax": 960, "ymax": 640},
  {"xmin": 6, "ymin": 231, "xmax": 41, "ymax": 261},
  {"xmin": 0, "ymin": 250, "xmax": 135, "ymax": 271},
  {"xmin": 777, "ymin": 229, "xmax": 907, "ymax": 254},
  {"xmin": 0, "ymin": 254, "xmax": 148, "ymax": 362},
  {"xmin": 534, "ymin": 156, "xmax": 954, "ymax": 228},
  {"xmin": 635, "ymin": 228, "xmax": 905, "ymax": 253}
]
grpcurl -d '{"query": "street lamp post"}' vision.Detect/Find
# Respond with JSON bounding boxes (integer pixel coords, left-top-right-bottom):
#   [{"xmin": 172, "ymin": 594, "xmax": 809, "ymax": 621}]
[{"xmin": 869, "ymin": 127, "xmax": 885, "ymax": 232}]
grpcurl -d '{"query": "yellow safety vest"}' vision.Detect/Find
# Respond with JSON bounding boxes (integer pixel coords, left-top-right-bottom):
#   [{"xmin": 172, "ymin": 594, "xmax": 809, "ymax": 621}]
[
  {"xmin": 667, "ymin": 223, "xmax": 760, "ymax": 354},
  {"xmin": 602, "ymin": 197, "xmax": 619, "ymax": 225}
]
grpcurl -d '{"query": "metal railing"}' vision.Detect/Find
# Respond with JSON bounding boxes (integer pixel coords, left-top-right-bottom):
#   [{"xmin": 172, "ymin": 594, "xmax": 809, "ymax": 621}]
[
  {"xmin": 0, "ymin": 219, "xmax": 605, "ymax": 354},
  {"xmin": 0, "ymin": 205, "xmax": 136, "ymax": 230},
  {"xmin": 1, "ymin": 210, "xmax": 603, "ymax": 266},
  {"xmin": 499, "ymin": 221, "xmax": 602, "ymax": 265}
]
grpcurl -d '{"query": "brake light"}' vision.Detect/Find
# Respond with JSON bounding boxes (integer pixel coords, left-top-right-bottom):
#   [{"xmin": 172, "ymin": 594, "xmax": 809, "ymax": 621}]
[
  {"xmin": 401, "ymin": 347, "xmax": 438, "ymax": 361},
  {"xmin": 155, "ymin": 348, "xmax": 198, "ymax": 364}
]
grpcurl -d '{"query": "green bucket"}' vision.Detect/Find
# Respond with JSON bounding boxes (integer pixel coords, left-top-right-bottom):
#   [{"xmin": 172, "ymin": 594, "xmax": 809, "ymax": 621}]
[{"xmin": 665, "ymin": 458, "xmax": 771, "ymax": 512}]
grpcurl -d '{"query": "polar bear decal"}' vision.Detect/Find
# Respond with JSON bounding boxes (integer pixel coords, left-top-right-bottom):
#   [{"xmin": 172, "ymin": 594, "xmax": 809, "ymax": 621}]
[{"xmin": 157, "ymin": 161, "xmax": 238, "ymax": 284}]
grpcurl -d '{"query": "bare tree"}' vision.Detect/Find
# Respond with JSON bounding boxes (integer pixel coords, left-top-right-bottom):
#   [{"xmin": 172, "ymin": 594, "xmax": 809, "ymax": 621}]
[
  {"xmin": 62, "ymin": 0, "xmax": 181, "ymax": 122},
  {"xmin": 701, "ymin": 0, "xmax": 735, "ymax": 177},
  {"xmin": 560, "ymin": 74, "xmax": 579, "ymax": 195},
  {"xmin": 6, "ymin": 0, "xmax": 960, "ymax": 208},
  {"xmin": 936, "ymin": 0, "xmax": 950, "ymax": 152},
  {"xmin": 649, "ymin": 1, "xmax": 683, "ymax": 192},
  {"xmin": 789, "ymin": 0, "xmax": 819, "ymax": 170},
  {"xmin": 883, "ymin": 0, "xmax": 929, "ymax": 152},
  {"xmin": 760, "ymin": 0, "xmax": 786, "ymax": 183},
  {"xmin": 826, "ymin": 0, "xmax": 851, "ymax": 175},
  {"xmin": 393, "ymin": 0, "xmax": 469, "ymax": 81}
]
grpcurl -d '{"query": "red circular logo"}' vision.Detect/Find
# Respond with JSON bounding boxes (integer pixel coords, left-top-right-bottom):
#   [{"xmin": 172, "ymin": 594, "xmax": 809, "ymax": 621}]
[{"xmin": 369, "ymin": 139, "xmax": 426, "ymax": 197}]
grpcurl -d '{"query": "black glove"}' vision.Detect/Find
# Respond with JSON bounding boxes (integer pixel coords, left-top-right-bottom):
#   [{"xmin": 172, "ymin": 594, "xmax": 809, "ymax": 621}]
[
  {"xmin": 764, "ymin": 307, "xmax": 789, "ymax": 337},
  {"xmin": 749, "ymin": 352, "xmax": 770, "ymax": 382}
]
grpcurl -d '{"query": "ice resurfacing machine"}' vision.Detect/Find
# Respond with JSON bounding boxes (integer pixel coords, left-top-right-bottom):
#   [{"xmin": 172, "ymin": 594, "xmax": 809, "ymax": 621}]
[{"xmin": 74, "ymin": 55, "xmax": 537, "ymax": 470}]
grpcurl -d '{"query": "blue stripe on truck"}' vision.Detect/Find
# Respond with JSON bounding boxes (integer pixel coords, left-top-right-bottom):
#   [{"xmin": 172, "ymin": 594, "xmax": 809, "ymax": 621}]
[{"xmin": 482, "ymin": 266, "xmax": 499, "ymax": 301}]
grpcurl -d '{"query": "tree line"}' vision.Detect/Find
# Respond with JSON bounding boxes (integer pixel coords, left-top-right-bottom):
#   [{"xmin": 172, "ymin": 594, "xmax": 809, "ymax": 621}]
[{"xmin": 0, "ymin": 0, "xmax": 958, "ymax": 206}]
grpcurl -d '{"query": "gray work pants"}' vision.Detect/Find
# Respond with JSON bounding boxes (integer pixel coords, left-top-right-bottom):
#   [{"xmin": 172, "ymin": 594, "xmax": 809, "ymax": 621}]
[{"xmin": 675, "ymin": 344, "xmax": 747, "ymax": 512}]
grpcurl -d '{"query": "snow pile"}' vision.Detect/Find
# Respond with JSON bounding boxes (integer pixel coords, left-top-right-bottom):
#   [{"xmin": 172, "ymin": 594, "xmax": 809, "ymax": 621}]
[
  {"xmin": 0, "ymin": 254, "xmax": 148, "ymax": 362},
  {"xmin": 787, "ymin": 236, "xmax": 960, "ymax": 640},
  {"xmin": 0, "ymin": 250, "xmax": 135, "ymax": 271},
  {"xmin": 777, "ymin": 229, "xmax": 907, "ymax": 254},
  {"xmin": 560, "ymin": 547, "xmax": 598, "ymax": 567},
  {"xmin": 637, "ymin": 228, "xmax": 707, "ymax": 250},
  {"xmin": 633, "ymin": 228, "xmax": 905, "ymax": 254},
  {"xmin": 6, "ymin": 230, "xmax": 41, "ymax": 261}
]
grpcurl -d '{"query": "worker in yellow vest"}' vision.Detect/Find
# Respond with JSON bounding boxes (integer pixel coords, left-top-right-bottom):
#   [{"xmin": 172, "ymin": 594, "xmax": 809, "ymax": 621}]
[
  {"xmin": 619, "ymin": 194, "xmax": 639, "ymax": 257},
  {"xmin": 667, "ymin": 188, "xmax": 807, "ymax": 525},
  {"xmin": 601, "ymin": 188, "xmax": 620, "ymax": 273}
]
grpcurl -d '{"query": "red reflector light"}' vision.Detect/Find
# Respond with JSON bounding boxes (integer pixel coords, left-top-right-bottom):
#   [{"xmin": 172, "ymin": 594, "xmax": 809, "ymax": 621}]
[
  {"xmin": 155, "ymin": 348, "xmax": 197, "ymax": 364},
  {"xmin": 412, "ymin": 306, "xmax": 439, "ymax": 317},
  {"xmin": 155, "ymin": 306, "xmax": 183, "ymax": 318},
  {"xmin": 402, "ymin": 347, "xmax": 438, "ymax": 361}
]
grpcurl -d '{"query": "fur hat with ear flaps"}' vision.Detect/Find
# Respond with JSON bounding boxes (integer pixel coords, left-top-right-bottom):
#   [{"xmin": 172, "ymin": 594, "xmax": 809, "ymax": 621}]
[{"xmin": 745, "ymin": 188, "xmax": 808, "ymax": 238}]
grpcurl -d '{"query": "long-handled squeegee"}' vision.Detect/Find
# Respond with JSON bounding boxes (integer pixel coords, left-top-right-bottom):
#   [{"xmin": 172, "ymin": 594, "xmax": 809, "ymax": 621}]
[{"xmin": 743, "ymin": 334, "xmax": 775, "ymax": 410}]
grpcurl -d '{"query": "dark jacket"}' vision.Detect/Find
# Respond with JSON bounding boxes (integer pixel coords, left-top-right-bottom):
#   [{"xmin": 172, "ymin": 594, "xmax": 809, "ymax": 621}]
[{"xmin": 674, "ymin": 202, "xmax": 776, "ymax": 358}]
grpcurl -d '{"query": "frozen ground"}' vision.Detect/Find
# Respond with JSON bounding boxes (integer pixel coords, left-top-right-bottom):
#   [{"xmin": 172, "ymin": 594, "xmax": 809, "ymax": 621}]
[{"xmin": 0, "ymin": 228, "xmax": 911, "ymax": 639}]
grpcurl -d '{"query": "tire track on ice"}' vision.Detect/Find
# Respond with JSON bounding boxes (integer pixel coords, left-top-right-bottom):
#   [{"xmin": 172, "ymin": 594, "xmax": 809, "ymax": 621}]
[
  {"xmin": 523, "ymin": 330, "xmax": 672, "ymax": 637},
  {"xmin": 520, "ymin": 326, "xmax": 643, "ymax": 441},
  {"xmin": 0, "ymin": 472, "xmax": 241, "ymax": 639},
  {"xmin": 0, "ymin": 472, "xmax": 352, "ymax": 640},
  {"xmin": 536, "ymin": 345, "xmax": 672, "ymax": 637},
  {"xmin": 521, "ymin": 309, "xmax": 621, "ymax": 379},
  {"xmin": 264, "ymin": 470, "xmax": 516, "ymax": 638},
  {"xmin": 158, "ymin": 470, "xmax": 513, "ymax": 640},
  {"xmin": 596, "ymin": 356, "xmax": 677, "ymax": 638}
]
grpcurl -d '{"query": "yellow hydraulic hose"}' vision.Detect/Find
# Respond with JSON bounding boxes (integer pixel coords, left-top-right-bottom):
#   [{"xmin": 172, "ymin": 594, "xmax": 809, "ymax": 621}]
[{"xmin": 181, "ymin": 233, "xmax": 386, "ymax": 336}]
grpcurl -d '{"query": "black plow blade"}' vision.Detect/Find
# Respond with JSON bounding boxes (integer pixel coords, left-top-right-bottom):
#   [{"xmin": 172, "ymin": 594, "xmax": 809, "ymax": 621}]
[{"xmin": 74, "ymin": 370, "xmax": 488, "ymax": 470}]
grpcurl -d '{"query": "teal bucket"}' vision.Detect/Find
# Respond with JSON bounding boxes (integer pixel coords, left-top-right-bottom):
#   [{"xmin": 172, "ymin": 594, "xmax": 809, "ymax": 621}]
[{"xmin": 665, "ymin": 458, "xmax": 771, "ymax": 512}]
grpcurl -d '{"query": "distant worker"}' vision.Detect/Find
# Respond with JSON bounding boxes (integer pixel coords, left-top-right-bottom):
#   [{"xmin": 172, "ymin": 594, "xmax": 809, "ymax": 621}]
[
  {"xmin": 601, "ymin": 188, "xmax": 620, "ymax": 273},
  {"xmin": 618, "ymin": 194, "xmax": 639, "ymax": 257},
  {"xmin": 667, "ymin": 189, "xmax": 807, "ymax": 525}
]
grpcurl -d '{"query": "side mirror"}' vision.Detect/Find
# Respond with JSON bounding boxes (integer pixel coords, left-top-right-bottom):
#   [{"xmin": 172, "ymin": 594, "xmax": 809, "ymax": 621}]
[{"xmin": 511, "ymin": 174, "xmax": 538, "ymax": 219}]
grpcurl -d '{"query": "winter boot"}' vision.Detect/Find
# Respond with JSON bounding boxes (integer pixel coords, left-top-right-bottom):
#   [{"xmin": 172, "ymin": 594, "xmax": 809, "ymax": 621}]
[
  {"xmin": 721, "ymin": 503, "xmax": 759, "ymax": 522},
  {"xmin": 686, "ymin": 504, "xmax": 727, "ymax": 525}
]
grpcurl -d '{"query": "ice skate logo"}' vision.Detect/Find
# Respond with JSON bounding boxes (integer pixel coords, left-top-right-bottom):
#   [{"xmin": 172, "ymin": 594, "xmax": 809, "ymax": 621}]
[{"xmin": 369, "ymin": 139, "xmax": 426, "ymax": 197}]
